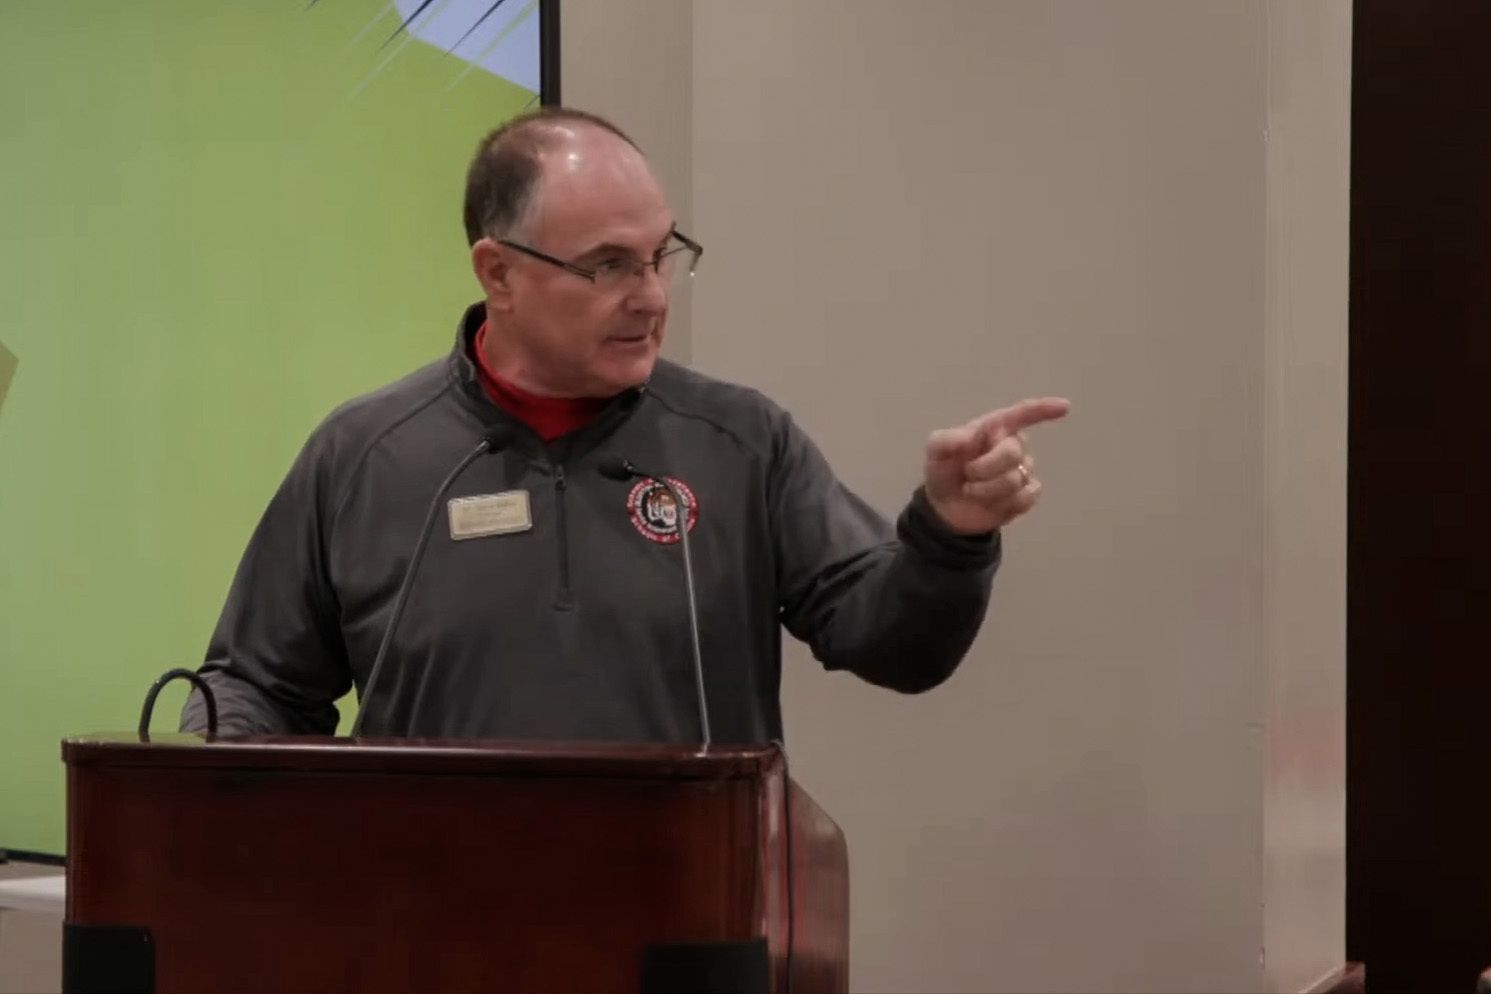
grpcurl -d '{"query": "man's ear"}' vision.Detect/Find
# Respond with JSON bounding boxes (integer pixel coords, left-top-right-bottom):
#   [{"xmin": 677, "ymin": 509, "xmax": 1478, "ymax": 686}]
[{"xmin": 471, "ymin": 238, "xmax": 514, "ymax": 311}]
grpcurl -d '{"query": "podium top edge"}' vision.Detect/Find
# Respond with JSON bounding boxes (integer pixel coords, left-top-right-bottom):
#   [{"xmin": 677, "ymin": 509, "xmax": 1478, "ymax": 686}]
[{"xmin": 61, "ymin": 734, "xmax": 784, "ymax": 779}]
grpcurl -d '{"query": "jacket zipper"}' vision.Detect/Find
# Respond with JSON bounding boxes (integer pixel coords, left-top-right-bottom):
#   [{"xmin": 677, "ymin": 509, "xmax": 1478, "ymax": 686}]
[{"xmin": 554, "ymin": 465, "xmax": 574, "ymax": 610}]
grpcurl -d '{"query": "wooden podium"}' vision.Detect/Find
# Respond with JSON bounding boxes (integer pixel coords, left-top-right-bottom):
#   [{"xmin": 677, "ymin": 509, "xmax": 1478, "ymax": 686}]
[{"xmin": 61, "ymin": 735, "xmax": 848, "ymax": 994}]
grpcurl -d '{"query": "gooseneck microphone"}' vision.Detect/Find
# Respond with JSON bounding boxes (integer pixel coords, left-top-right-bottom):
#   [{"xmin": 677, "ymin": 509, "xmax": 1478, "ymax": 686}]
[
  {"xmin": 350, "ymin": 427, "xmax": 512, "ymax": 737},
  {"xmin": 597, "ymin": 457, "xmax": 712, "ymax": 749}
]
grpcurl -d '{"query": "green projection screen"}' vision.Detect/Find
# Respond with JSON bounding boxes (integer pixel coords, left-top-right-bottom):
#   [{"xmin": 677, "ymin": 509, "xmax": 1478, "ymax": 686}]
[{"xmin": 0, "ymin": 0, "xmax": 553, "ymax": 857}]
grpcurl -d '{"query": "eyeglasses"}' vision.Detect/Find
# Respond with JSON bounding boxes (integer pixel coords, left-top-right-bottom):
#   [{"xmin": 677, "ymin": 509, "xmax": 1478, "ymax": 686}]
[{"xmin": 497, "ymin": 228, "xmax": 703, "ymax": 293}]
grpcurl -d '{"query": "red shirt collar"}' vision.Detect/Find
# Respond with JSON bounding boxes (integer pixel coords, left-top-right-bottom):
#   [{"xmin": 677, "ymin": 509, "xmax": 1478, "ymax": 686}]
[{"xmin": 472, "ymin": 321, "xmax": 609, "ymax": 442}]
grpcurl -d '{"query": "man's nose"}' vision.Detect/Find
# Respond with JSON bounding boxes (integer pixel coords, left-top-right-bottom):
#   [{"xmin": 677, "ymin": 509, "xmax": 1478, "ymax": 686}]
[{"xmin": 626, "ymin": 265, "xmax": 669, "ymax": 312}]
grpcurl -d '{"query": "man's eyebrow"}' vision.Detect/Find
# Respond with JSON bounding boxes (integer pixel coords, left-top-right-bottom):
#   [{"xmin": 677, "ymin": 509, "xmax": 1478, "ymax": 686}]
[
  {"xmin": 573, "ymin": 223, "xmax": 677, "ymax": 260},
  {"xmin": 573, "ymin": 241, "xmax": 637, "ymax": 259}
]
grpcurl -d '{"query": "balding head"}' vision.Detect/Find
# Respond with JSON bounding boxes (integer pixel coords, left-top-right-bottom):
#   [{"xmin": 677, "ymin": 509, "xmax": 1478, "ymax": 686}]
[{"xmin": 462, "ymin": 107, "xmax": 650, "ymax": 246}]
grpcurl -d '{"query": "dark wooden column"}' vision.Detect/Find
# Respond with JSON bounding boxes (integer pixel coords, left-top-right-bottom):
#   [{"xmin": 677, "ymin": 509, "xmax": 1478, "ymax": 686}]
[{"xmin": 1348, "ymin": 2, "xmax": 1491, "ymax": 990}]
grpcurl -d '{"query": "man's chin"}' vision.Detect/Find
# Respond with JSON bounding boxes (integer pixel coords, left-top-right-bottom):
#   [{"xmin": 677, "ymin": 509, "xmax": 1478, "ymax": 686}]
[{"xmin": 592, "ymin": 347, "xmax": 658, "ymax": 396}]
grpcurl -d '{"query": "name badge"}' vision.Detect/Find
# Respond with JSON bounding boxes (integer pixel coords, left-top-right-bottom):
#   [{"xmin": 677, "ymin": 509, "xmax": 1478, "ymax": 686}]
[{"xmin": 448, "ymin": 491, "xmax": 532, "ymax": 540}]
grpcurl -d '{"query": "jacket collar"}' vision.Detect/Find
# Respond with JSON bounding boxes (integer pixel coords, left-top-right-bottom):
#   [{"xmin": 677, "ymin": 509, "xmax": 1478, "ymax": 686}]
[{"xmin": 444, "ymin": 302, "xmax": 647, "ymax": 459}]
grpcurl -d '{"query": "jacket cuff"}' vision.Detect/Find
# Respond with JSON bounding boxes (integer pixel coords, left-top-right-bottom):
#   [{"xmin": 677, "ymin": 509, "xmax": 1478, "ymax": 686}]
[{"xmin": 897, "ymin": 486, "xmax": 1002, "ymax": 572}]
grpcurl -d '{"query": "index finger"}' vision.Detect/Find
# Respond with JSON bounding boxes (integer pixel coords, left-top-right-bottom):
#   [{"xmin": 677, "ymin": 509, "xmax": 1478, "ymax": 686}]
[{"xmin": 977, "ymin": 396, "xmax": 1072, "ymax": 437}]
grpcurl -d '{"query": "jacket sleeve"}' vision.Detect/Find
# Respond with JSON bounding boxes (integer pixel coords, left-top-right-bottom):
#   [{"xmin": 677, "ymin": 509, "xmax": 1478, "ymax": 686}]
[
  {"xmin": 179, "ymin": 430, "xmax": 352, "ymax": 736},
  {"xmin": 771, "ymin": 411, "xmax": 1000, "ymax": 693}
]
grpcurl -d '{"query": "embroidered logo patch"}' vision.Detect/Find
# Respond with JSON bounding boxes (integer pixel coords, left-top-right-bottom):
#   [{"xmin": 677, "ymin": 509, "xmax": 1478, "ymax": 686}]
[{"xmin": 626, "ymin": 477, "xmax": 699, "ymax": 544}]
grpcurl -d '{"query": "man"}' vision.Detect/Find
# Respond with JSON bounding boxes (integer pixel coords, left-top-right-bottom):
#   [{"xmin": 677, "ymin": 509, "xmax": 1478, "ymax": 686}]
[{"xmin": 181, "ymin": 107, "xmax": 1069, "ymax": 742}]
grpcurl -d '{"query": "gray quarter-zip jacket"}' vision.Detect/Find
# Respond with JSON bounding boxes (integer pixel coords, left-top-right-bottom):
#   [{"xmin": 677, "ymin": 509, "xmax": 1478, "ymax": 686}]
[{"xmin": 181, "ymin": 304, "xmax": 1001, "ymax": 742}]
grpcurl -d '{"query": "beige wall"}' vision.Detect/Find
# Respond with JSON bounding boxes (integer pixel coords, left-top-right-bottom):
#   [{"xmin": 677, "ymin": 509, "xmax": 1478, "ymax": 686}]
[
  {"xmin": 0, "ymin": 864, "xmax": 62, "ymax": 994},
  {"xmin": 1262, "ymin": 2, "xmax": 1351, "ymax": 991},
  {"xmin": 691, "ymin": 1, "xmax": 1348, "ymax": 991},
  {"xmin": 561, "ymin": 0, "xmax": 694, "ymax": 363}
]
